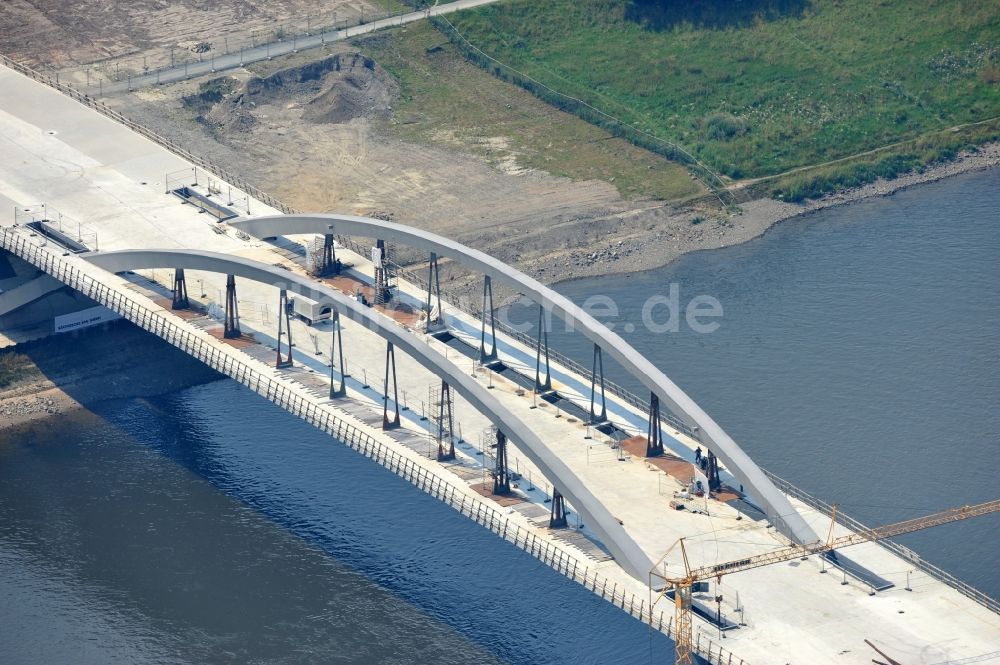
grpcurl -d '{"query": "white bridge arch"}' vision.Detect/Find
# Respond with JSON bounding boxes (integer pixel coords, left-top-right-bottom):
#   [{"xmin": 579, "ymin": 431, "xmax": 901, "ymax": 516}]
[
  {"xmin": 84, "ymin": 248, "xmax": 657, "ymax": 580},
  {"xmin": 230, "ymin": 214, "xmax": 820, "ymax": 548}
]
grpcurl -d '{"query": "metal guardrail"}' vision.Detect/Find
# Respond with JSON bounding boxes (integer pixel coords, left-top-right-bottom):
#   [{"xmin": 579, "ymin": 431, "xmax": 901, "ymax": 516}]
[
  {"xmin": 0, "ymin": 225, "xmax": 746, "ymax": 664},
  {"xmin": 81, "ymin": 6, "xmax": 403, "ymax": 94},
  {"xmin": 2, "ymin": 51, "xmax": 995, "ymax": 622}
]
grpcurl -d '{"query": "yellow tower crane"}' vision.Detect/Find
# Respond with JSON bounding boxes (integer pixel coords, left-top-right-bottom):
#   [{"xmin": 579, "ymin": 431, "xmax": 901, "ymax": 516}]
[{"xmin": 649, "ymin": 499, "xmax": 1000, "ymax": 665}]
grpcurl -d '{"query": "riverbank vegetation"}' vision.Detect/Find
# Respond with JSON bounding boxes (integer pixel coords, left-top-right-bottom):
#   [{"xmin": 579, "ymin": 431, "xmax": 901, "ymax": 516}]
[
  {"xmin": 0, "ymin": 352, "xmax": 37, "ymax": 390},
  {"xmin": 353, "ymin": 23, "xmax": 703, "ymax": 201},
  {"xmin": 438, "ymin": 0, "xmax": 999, "ymax": 199}
]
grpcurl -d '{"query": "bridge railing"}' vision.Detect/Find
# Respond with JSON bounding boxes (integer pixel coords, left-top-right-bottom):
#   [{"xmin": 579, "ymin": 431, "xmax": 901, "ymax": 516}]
[
  {"xmin": 3, "ymin": 53, "xmax": 995, "ymax": 621},
  {"xmin": 0, "ymin": 49, "xmax": 695, "ymax": 441},
  {"xmin": 0, "ymin": 226, "xmax": 747, "ymax": 664},
  {"xmin": 762, "ymin": 469, "xmax": 1000, "ymax": 615}
]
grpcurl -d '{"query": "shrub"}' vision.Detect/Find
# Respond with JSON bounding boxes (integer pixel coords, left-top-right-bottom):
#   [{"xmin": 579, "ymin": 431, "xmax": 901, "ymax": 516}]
[{"xmin": 705, "ymin": 112, "xmax": 748, "ymax": 141}]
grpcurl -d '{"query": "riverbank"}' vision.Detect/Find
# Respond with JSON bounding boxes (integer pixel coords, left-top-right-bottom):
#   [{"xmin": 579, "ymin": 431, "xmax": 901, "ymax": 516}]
[
  {"xmin": 0, "ymin": 322, "xmax": 224, "ymax": 434},
  {"xmin": 98, "ymin": 24, "xmax": 997, "ymax": 302},
  {"xmin": 538, "ymin": 143, "xmax": 1000, "ymax": 287}
]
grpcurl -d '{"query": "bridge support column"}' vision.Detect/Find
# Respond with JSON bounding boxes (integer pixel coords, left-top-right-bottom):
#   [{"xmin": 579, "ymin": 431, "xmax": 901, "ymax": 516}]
[
  {"xmin": 535, "ymin": 304, "xmax": 552, "ymax": 392},
  {"xmin": 589, "ymin": 344, "xmax": 607, "ymax": 424},
  {"xmin": 329, "ymin": 310, "xmax": 346, "ymax": 398},
  {"xmin": 321, "ymin": 233, "xmax": 339, "ymax": 276},
  {"xmin": 223, "ymin": 274, "xmax": 240, "ymax": 339},
  {"xmin": 373, "ymin": 239, "xmax": 393, "ymax": 305},
  {"xmin": 549, "ymin": 488, "xmax": 568, "ymax": 528},
  {"xmin": 436, "ymin": 380, "xmax": 455, "ymax": 461},
  {"xmin": 424, "ymin": 252, "xmax": 443, "ymax": 333},
  {"xmin": 707, "ymin": 450, "xmax": 721, "ymax": 492},
  {"xmin": 171, "ymin": 268, "xmax": 189, "ymax": 310},
  {"xmin": 492, "ymin": 429, "xmax": 510, "ymax": 495},
  {"xmin": 275, "ymin": 289, "xmax": 293, "ymax": 368},
  {"xmin": 383, "ymin": 340, "xmax": 401, "ymax": 429},
  {"xmin": 480, "ymin": 275, "xmax": 498, "ymax": 363},
  {"xmin": 647, "ymin": 392, "xmax": 664, "ymax": 457}
]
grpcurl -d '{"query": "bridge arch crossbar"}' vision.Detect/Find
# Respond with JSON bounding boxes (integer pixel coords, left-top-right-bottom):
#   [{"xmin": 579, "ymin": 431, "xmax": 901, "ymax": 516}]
[{"xmin": 230, "ymin": 214, "xmax": 819, "ymax": 547}]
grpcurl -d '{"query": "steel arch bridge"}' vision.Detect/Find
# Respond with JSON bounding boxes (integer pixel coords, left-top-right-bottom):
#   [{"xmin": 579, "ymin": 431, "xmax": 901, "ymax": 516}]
[
  {"xmin": 228, "ymin": 214, "xmax": 820, "ymax": 549},
  {"xmin": 84, "ymin": 247, "xmax": 657, "ymax": 581}
]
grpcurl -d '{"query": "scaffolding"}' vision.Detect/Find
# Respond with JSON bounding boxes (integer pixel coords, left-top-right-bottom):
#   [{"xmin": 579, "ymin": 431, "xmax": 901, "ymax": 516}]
[
  {"xmin": 428, "ymin": 381, "xmax": 455, "ymax": 461},
  {"xmin": 372, "ymin": 239, "xmax": 396, "ymax": 306}
]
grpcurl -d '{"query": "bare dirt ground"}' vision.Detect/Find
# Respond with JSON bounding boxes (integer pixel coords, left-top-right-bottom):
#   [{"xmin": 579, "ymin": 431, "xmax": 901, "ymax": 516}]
[
  {"xmin": 106, "ymin": 41, "xmax": 742, "ymax": 297},
  {"xmin": 106, "ymin": 38, "xmax": 999, "ymax": 302},
  {"xmin": 0, "ymin": 0, "xmax": 387, "ymax": 79},
  {"xmin": 4, "ymin": 5, "xmax": 996, "ymax": 300}
]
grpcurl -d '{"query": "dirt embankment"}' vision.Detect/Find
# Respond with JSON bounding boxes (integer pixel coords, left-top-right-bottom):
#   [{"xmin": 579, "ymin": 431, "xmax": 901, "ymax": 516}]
[
  {"xmin": 185, "ymin": 51, "xmax": 396, "ymax": 136},
  {"xmin": 115, "ymin": 49, "xmax": 719, "ymax": 297},
  {"xmin": 0, "ymin": 322, "xmax": 223, "ymax": 433},
  {"xmin": 112, "ymin": 45, "xmax": 1000, "ymax": 302}
]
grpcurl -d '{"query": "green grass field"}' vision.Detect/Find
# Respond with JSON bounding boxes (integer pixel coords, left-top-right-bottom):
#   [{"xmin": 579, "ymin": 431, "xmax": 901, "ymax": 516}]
[
  {"xmin": 442, "ymin": 0, "xmax": 1000, "ymax": 191},
  {"xmin": 353, "ymin": 23, "xmax": 704, "ymax": 201}
]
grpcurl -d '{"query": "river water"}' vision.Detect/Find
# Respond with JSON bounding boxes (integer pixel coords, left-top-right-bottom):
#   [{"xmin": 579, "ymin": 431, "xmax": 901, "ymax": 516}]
[
  {"xmin": 1, "ymin": 170, "xmax": 997, "ymax": 663},
  {"xmin": 543, "ymin": 169, "xmax": 1000, "ymax": 598}
]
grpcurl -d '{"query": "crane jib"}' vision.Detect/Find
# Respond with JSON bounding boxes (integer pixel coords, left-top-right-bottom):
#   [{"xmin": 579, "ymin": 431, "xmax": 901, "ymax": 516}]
[{"xmin": 711, "ymin": 558, "xmax": 754, "ymax": 575}]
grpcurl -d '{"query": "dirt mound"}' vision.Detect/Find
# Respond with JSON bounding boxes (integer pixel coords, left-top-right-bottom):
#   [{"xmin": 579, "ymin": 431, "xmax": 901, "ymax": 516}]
[
  {"xmin": 184, "ymin": 76, "xmax": 255, "ymax": 134},
  {"xmin": 186, "ymin": 52, "xmax": 396, "ymax": 136},
  {"xmin": 248, "ymin": 52, "xmax": 395, "ymax": 123},
  {"xmin": 311, "ymin": 55, "xmax": 396, "ymax": 124}
]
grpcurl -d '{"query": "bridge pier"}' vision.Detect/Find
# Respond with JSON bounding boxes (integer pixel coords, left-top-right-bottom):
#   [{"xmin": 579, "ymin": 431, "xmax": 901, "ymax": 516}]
[
  {"xmin": 329, "ymin": 310, "xmax": 346, "ymax": 398},
  {"xmin": 321, "ymin": 233, "xmax": 340, "ymax": 276},
  {"xmin": 424, "ymin": 252, "xmax": 443, "ymax": 333},
  {"xmin": 275, "ymin": 289, "xmax": 293, "ymax": 368},
  {"xmin": 480, "ymin": 275, "xmax": 498, "ymax": 363},
  {"xmin": 589, "ymin": 344, "xmax": 607, "ymax": 424},
  {"xmin": 382, "ymin": 340, "xmax": 401, "ymax": 429},
  {"xmin": 492, "ymin": 429, "xmax": 511, "ymax": 495},
  {"xmin": 707, "ymin": 450, "xmax": 721, "ymax": 492},
  {"xmin": 647, "ymin": 392, "xmax": 664, "ymax": 457},
  {"xmin": 373, "ymin": 239, "xmax": 394, "ymax": 305},
  {"xmin": 436, "ymin": 380, "xmax": 455, "ymax": 461},
  {"xmin": 535, "ymin": 304, "xmax": 552, "ymax": 392},
  {"xmin": 171, "ymin": 268, "xmax": 189, "ymax": 310},
  {"xmin": 223, "ymin": 273, "xmax": 240, "ymax": 338},
  {"xmin": 550, "ymin": 488, "xmax": 568, "ymax": 528}
]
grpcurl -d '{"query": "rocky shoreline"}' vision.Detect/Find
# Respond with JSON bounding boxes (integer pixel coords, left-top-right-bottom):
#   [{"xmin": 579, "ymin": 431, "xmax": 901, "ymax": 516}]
[
  {"xmin": 0, "ymin": 386, "xmax": 82, "ymax": 431},
  {"xmin": 0, "ymin": 322, "xmax": 223, "ymax": 435},
  {"xmin": 530, "ymin": 142, "xmax": 1000, "ymax": 286}
]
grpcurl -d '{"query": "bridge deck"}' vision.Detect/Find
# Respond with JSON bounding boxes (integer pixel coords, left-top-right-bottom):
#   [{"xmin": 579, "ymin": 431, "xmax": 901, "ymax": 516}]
[{"xmin": 1, "ymin": 62, "xmax": 997, "ymax": 665}]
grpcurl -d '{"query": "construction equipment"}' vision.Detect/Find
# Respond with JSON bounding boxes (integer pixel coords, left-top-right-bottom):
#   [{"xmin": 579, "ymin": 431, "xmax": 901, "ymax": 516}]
[{"xmin": 650, "ymin": 499, "xmax": 1000, "ymax": 665}]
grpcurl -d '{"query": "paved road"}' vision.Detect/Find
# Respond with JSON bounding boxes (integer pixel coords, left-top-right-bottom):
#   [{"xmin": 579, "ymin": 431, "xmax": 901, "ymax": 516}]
[{"xmin": 90, "ymin": 0, "xmax": 502, "ymax": 96}]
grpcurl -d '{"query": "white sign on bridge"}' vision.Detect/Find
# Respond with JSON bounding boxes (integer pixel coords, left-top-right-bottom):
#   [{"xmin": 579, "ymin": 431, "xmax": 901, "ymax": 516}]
[{"xmin": 54, "ymin": 305, "xmax": 121, "ymax": 333}]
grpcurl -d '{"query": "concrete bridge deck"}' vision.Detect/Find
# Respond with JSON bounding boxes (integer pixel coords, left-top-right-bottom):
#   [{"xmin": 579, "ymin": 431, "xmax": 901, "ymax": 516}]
[{"xmin": 1, "ymin": 62, "xmax": 998, "ymax": 665}]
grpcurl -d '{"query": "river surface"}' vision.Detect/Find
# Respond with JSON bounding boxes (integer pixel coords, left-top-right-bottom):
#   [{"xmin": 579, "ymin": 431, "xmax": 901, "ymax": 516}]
[
  {"xmin": 1, "ymin": 170, "xmax": 998, "ymax": 663},
  {"xmin": 541, "ymin": 169, "xmax": 1000, "ymax": 598}
]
